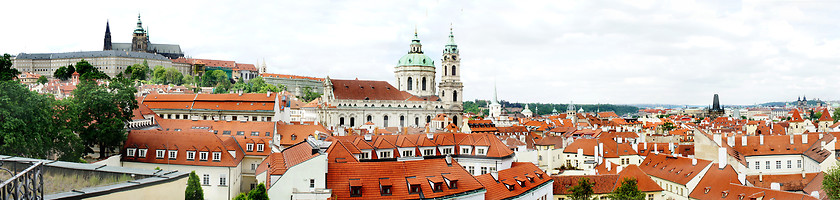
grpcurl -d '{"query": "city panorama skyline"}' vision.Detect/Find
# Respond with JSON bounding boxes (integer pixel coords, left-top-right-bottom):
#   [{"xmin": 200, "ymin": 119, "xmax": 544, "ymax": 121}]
[{"xmin": 3, "ymin": 0, "xmax": 840, "ymax": 105}]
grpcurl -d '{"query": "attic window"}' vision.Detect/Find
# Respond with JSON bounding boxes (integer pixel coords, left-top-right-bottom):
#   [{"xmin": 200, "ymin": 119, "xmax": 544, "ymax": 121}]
[
  {"xmin": 704, "ymin": 187, "xmax": 710, "ymax": 194},
  {"xmin": 722, "ymin": 190, "xmax": 729, "ymax": 198}
]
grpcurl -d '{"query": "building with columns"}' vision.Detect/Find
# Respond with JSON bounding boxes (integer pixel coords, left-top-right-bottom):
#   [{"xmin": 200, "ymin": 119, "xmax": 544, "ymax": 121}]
[{"xmin": 319, "ymin": 29, "xmax": 463, "ymax": 130}]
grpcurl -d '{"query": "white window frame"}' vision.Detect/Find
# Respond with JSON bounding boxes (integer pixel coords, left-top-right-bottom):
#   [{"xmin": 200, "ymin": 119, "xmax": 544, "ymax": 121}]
[
  {"xmin": 156, "ymin": 150, "xmax": 165, "ymax": 159},
  {"xmin": 138, "ymin": 149, "xmax": 147, "ymax": 158},
  {"xmin": 213, "ymin": 152, "xmax": 221, "ymax": 161},
  {"xmin": 246, "ymin": 143, "xmax": 254, "ymax": 151},
  {"xmin": 424, "ymin": 149, "xmax": 434, "ymax": 156},
  {"xmin": 127, "ymin": 148, "xmax": 136, "ymax": 157},
  {"xmin": 187, "ymin": 151, "xmax": 196, "ymax": 160},
  {"xmin": 202, "ymin": 174, "xmax": 210, "ymax": 185},
  {"xmin": 402, "ymin": 150, "xmax": 413, "ymax": 157},
  {"xmin": 461, "ymin": 147, "xmax": 471, "ymax": 155},
  {"xmin": 169, "ymin": 150, "xmax": 177, "ymax": 159},
  {"xmin": 257, "ymin": 144, "xmax": 264, "ymax": 152},
  {"xmin": 219, "ymin": 174, "xmax": 227, "ymax": 186},
  {"xmin": 200, "ymin": 152, "xmax": 208, "ymax": 161}
]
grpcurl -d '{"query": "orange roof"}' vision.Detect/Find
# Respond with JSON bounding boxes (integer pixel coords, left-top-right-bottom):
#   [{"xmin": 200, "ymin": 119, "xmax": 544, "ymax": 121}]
[
  {"xmin": 330, "ymin": 79, "xmax": 427, "ymax": 101},
  {"xmin": 261, "ymin": 73, "xmax": 324, "ymax": 81},
  {"xmin": 326, "ymin": 159, "xmax": 484, "ymax": 199},
  {"xmin": 638, "ymin": 154, "xmax": 710, "ymax": 185},
  {"xmin": 689, "ymin": 165, "xmax": 817, "ymax": 200},
  {"xmin": 819, "ymin": 108, "xmax": 833, "ymax": 121},
  {"xmin": 598, "ymin": 111, "xmax": 620, "ymax": 118},
  {"xmin": 476, "ymin": 162, "xmax": 552, "ymax": 200},
  {"xmin": 791, "ymin": 109, "xmax": 805, "ymax": 122},
  {"xmin": 552, "ymin": 175, "xmax": 620, "ymax": 195},
  {"xmin": 122, "ymin": 130, "xmax": 243, "ymax": 167},
  {"xmin": 276, "ymin": 123, "xmax": 331, "ymax": 146},
  {"xmin": 745, "ymin": 172, "xmax": 821, "ymax": 192},
  {"xmin": 330, "ymin": 133, "xmax": 514, "ymax": 158},
  {"xmin": 562, "ymin": 138, "xmax": 636, "ymax": 158}
]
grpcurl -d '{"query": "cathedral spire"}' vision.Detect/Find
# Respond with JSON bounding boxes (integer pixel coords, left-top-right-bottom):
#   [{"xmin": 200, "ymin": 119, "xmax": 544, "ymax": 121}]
[
  {"xmin": 492, "ymin": 81, "xmax": 499, "ymax": 105},
  {"xmin": 134, "ymin": 13, "xmax": 145, "ymax": 34},
  {"xmin": 103, "ymin": 20, "xmax": 112, "ymax": 50}
]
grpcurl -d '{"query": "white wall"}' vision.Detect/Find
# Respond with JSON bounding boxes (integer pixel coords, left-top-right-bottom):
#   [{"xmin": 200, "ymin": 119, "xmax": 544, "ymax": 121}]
[
  {"xmin": 266, "ymin": 154, "xmax": 329, "ymax": 200},
  {"xmin": 122, "ymin": 161, "xmax": 242, "ymax": 200}
]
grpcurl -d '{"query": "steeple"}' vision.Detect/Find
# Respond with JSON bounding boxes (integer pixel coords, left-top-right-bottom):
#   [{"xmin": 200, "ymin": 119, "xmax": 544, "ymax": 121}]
[
  {"xmin": 134, "ymin": 14, "xmax": 145, "ymax": 34},
  {"xmin": 103, "ymin": 20, "xmax": 112, "ymax": 50},
  {"xmin": 409, "ymin": 28, "xmax": 423, "ymax": 53},
  {"xmin": 491, "ymin": 82, "xmax": 499, "ymax": 105}
]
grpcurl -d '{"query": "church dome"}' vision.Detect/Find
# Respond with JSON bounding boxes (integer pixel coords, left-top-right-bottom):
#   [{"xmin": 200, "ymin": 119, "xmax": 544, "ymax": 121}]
[{"xmin": 398, "ymin": 54, "xmax": 435, "ymax": 67}]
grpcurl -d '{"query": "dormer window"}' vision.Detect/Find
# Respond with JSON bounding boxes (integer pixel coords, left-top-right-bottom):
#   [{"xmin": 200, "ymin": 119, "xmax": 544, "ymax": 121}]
[
  {"xmin": 246, "ymin": 143, "xmax": 254, "ymax": 152},
  {"xmin": 212, "ymin": 152, "xmax": 221, "ymax": 161},
  {"xmin": 127, "ymin": 148, "xmax": 136, "ymax": 157},
  {"xmin": 379, "ymin": 178, "xmax": 392, "ymax": 196},
  {"xmin": 138, "ymin": 149, "xmax": 147, "ymax": 158},
  {"xmin": 409, "ymin": 184, "xmax": 421, "ymax": 193},
  {"xmin": 237, "ymin": 131, "xmax": 244, "ymax": 135},
  {"xmin": 461, "ymin": 147, "xmax": 471, "ymax": 155},
  {"xmin": 257, "ymin": 144, "xmax": 264, "ymax": 152},
  {"xmin": 433, "ymin": 182, "xmax": 443, "ymax": 192},
  {"xmin": 251, "ymin": 131, "xmax": 259, "ymax": 136},
  {"xmin": 156, "ymin": 150, "xmax": 165, "ymax": 159},
  {"xmin": 169, "ymin": 150, "xmax": 177, "ymax": 160},
  {"xmin": 349, "ymin": 179, "xmax": 363, "ymax": 197},
  {"xmin": 199, "ymin": 152, "xmax": 208, "ymax": 161},
  {"xmin": 291, "ymin": 134, "xmax": 297, "ymax": 141},
  {"xmin": 187, "ymin": 151, "xmax": 195, "ymax": 160}
]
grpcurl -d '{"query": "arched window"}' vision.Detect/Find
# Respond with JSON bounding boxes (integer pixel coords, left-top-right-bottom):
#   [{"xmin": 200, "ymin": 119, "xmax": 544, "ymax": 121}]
[
  {"xmin": 444, "ymin": 66, "xmax": 448, "ymax": 76},
  {"xmin": 426, "ymin": 116, "xmax": 432, "ymax": 123},
  {"xmin": 340, "ymin": 117, "xmax": 345, "ymax": 126},
  {"xmin": 452, "ymin": 66, "xmax": 456, "ymax": 76},
  {"xmin": 400, "ymin": 116, "xmax": 405, "ymax": 127},
  {"xmin": 383, "ymin": 115, "xmax": 389, "ymax": 127},
  {"xmin": 350, "ymin": 117, "xmax": 355, "ymax": 127},
  {"xmin": 422, "ymin": 77, "xmax": 427, "ymax": 91},
  {"xmin": 367, "ymin": 115, "xmax": 372, "ymax": 122},
  {"xmin": 453, "ymin": 116, "xmax": 458, "ymax": 127},
  {"xmin": 407, "ymin": 77, "xmax": 413, "ymax": 90},
  {"xmin": 415, "ymin": 117, "xmax": 419, "ymax": 126},
  {"xmin": 452, "ymin": 90, "xmax": 458, "ymax": 102}
]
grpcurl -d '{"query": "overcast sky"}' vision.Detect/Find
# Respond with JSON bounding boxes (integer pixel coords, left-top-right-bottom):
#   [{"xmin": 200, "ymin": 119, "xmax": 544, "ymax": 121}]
[{"xmin": 3, "ymin": 0, "xmax": 840, "ymax": 105}]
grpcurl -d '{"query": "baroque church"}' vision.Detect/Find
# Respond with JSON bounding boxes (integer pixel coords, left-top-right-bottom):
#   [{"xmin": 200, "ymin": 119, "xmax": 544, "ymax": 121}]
[
  {"xmin": 320, "ymin": 28, "xmax": 464, "ymax": 131},
  {"xmin": 104, "ymin": 14, "xmax": 185, "ymax": 59}
]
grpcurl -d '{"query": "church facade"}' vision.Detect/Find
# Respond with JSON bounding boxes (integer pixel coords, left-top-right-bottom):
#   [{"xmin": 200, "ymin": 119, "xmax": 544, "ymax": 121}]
[
  {"xmin": 319, "ymin": 29, "xmax": 464, "ymax": 131},
  {"xmin": 104, "ymin": 14, "xmax": 185, "ymax": 59}
]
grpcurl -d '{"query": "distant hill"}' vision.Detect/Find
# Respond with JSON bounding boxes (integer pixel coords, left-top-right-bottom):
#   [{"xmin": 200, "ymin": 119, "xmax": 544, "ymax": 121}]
[
  {"xmin": 464, "ymin": 100, "xmax": 640, "ymax": 116},
  {"xmin": 759, "ymin": 100, "xmax": 824, "ymax": 107}
]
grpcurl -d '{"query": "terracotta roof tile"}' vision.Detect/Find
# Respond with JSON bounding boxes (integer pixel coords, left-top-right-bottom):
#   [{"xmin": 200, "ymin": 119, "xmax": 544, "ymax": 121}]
[
  {"xmin": 122, "ymin": 130, "xmax": 242, "ymax": 167},
  {"xmin": 690, "ymin": 165, "xmax": 817, "ymax": 200},
  {"xmin": 638, "ymin": 154, "xmax": 710, "ymax": 185},
  {"xmin": 476, "ymin": 162, "xmax": 552, "ymax": 200},
  {"xmin": 326, "ymin": 159, "xmax": 483, "ymax": 199},
  {"xmin": 330, "ymin": 79, "xmax": 428, "ymax": 101}
]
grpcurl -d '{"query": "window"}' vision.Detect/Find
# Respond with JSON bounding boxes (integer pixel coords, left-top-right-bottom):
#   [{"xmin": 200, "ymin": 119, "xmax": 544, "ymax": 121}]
[
  {"xmin": 237, "ymin": 131, "xmax": 244, "ymax": 135},
  {"xmin": 381, "ymin": 185, "xmax": 392, "ymax": 195},
  {"xmin": 798, "ymin": 160, "xmax": 802, "ymax": 168},
  {"xmin": 422, "ymin": 77, "xmax": 427, "ymax": 91},
  {"xmin": 442, "ymin": 148, "xmax": 453, "ymax": 155},
  {"xmin": 787, "ymin": 160, "xmax": 792, "ymax": 168},
  {"xmin": 265, "ymin": 132, "xmax": 270, "ymax": 136},
  {"xmin": 407, "ymin": 77, "xmax": 413, "ymax": 90},
  {"xmin": 257, "ymin": 144, "xmax": 264, "ymax": 152},
  {"xmin": 481, "ymin": 167, "xmax": 488, "ymax": 174},
  {"xmin": 360, "ymin": 152, "xmax": 370, "ymax": 159},
  {"xmin": 424, "ymin": 149, "xmax": 434, "ymax": 156},
  {"xmin": 383, "ymin": 115, "xmax": 389, "ymax": 127},
  {"xmin": 350, "ymin": 117, "xmax": 355, "ymax": 127},
  {"xmin": 755, "ymin": 161, "xmax": 760, "ymax": 170},
  {"xmin": 251, "ymin": 131, "xmax": 259, "ymax": 136},
  {"xmin": 291, "ymin": 134, "xmax": 297, "ymax": 141},
  {"xmin": 776, "ymin": 161, "xmax": 781, "ymax": 169},
  {"xmin": 351, "ymin": 186, "xmax": 362, "ymax": 196},
  {"xmin": 340, "ymin": 117, "xmax": 345, "ymax": 126},
  {"xmin": 379, "ymin": 151, "xmax": 391, "ymax": 158},
  {"xmin": 461, "ymin": 147, "xmax": 470, "ymax": 154},
  {"xmin": 156, "ymin": 150, "xmax": 165, "ymax": 159},
  {"xmin": 400, "ymin": 116, "xmax": 405, "ymax": 127},
  {"xmin": 219, "ymin": 174, "xmax": 227, "ymax": 186},
  {"xmin": 252, "ymin": 116, "xmax": 257, "ymax": 121},
  {"xmin": 169, "ymin": 150, "xmax": 177, "ymax": 160},
  {"xmin": 477, "ymin": 148, "xmax": 485, "ymax": 155},
  {"xmin": 468, "ymin": 166, "xmax": 475, "ymax": 174},
  {"xmin": 766, "ymin": 161, "xmax": 770, "ymax": 169},
  {"xmin": 232, "ymin": 116, "xmax": 238, "ymax": 121},
  {"xmin": 433, "ymin": 182, "xmax": 442, "ymax": 192},
  {"xmin": 138, "ymin": 149, "xmax": 147, "ymax": 158},
  {"xmin": 213, "ymin": 152, "xmax": 221, "ymax": 161},
  {"xmin": 409, "ymin": 184, "xmax": 420, "ymax": 193},
  {"xmin": 202, "ymin": 174, "xmax": 210, "ymax": 185},
  {"xmin": 200, "ymin": 152, "xmax": 208, "ymax": 161},
  {"xmin": 489, "ymin": 167, "xmax": 496, "ymax": 173},
  {"xmin": 648, "ymin": 194, "xmax": 654, "ymax": 200},
  {"xmin": 187, "ymin": 151, "xmax": 195, "ymax": 160},
  {"xmin": 246, "ymin": 143, "xmax": 254, "ymax": 151},
  {"xmin": 223, "ymin": 130, "xmax": 231, "ymax": 135},
  {"xmin": 251, "ymin": 163, "xmax": 257, "ymax": 170},
  {"xmin": 310, "ymin": 179, "xmax": 315, "ymax": 188},
  {"xmin": 402, "ymin": 150, "xmax": 413, "ymax": 157},
  {"xmin": 452, "ymin": 90, "xmax": 457, "ymax": 102},
  {"xmin": 415, "ymin": 117, "xmax": 419, "ymax": 126},
  {"xmin": 127, "ymin": 148, "xmax": 136, "ymax": 157}
]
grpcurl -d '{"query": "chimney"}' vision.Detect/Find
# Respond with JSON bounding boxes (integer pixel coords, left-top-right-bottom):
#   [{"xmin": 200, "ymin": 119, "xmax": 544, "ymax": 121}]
[
  {"xmin": 632, "ymin": 143, "xmax": 638, "ymax": 152},
  {"xmin": 669, "ymin": 143, "xmax": 674, "ymax": 153},
  {"xmin": 266, "ymin": 91, "xmax": 270, "ymax": 97},
  {"xmin": 616, "ymin": 165, "xmax": 623, "ymax": 173},
  {"xmin": 692, "ymin": 158, "xmax": 697, "ymax": 166},
  {"xmin": 654, "ymin": 144, "xmax": 658, "ymax": 154},
  {"xmin": 577, "ymin": 148, "xmax": 584, "ymax": 158},
  {"xmin": 819, "ymin": 133, "xmax": 824, "ymax": 139},
  {"xmin": 738, "ymin": 174, "xmax": 746, "ymax": 185},
  {"xmin": 594, "ymin": 146, "xmax": 600, "ymax": 165},
  {"xmin": 445, "ymin": 154, "xmax": 452, "ymax": 166},
  {"xmin": 718, "ymin": 147, "xmax": 727, "ymax": 169},
  {"xmin": 759, "ymin": 172, "xmax": 763, "ymax": 182},
  {"xmin": 607, "ymin": 163, "xmax": 612, "ymax": 171},
  {"xmin": 790, "ymin": 135, "xmax": 795, "ymax": 145},
  {"xmin": 760, "ymin": 134, "xmax": 764, "ymax": 145},
  {"xmin": 643, "ymin": 142, "xmax": 648, "ymax": 150},
  {"xmin": 802, "ymin": 171, "xmax": 807, "ymax": 179},
  {"xmin": 426, "ymin": 132, "xmax": 434, "ymax": 140},
  {"xmin": 490, "ymin": 170, "xmax": 499, "ymax": 181},
  {"xmin": 770, "ymin": 182, "xmax": 781, "ymax": 190},
  {"xmin": 599, "ymin": 143, "xmax": 604, "ymax": 164},
  {"xmin": 714, "ymin": 133, "xmax": 722, "ymax": 145},
  {"xmin": 727, "ymin": 135, "xmax": 735, "ymax": 147},
  {"xmin": 802, "ymin": 134, "xmax": 808, "ymax": 144},
  {"xmin": 741, "ymin": 135, "xmax": 747, "ymax": 146},
  {"xmin": 364, "ymin": 134, "xmax": 372, "ymax": 141}
]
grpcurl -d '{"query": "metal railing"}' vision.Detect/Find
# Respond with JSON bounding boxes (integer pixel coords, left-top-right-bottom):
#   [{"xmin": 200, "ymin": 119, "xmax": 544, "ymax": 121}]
[{"xmin": 0, "ymin": 162, "xmax": 43, "ymax": 200}]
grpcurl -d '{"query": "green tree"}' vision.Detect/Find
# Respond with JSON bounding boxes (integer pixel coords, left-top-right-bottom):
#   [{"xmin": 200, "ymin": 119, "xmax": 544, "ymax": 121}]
[
  {"xmin": 609, "ymin": 178, "xmax": 645, "ymax": 200},
  {"xmin": 125, "ymin": 63, "xmax": 149, "ymax": 81},
  {"xmin": 825, "ymin": 162, "xmax": 840, "ymax": 200},
  {"xmin": 659, "ymin": 121, "xmax": 676, "ymax": 131},
  {"xmin": 54, "ymin": 66, "xmax": 68, "ymax": 80},
  {"xmin": 0, "ymin": 81, "xmax": 82, "ymax": 161},
  {"xmin": 71, "ymin": 77, "xmax": 137, "ymax": 158},
  {"xmin": 568, "ymin": 177, "xmax": 594, "ymax": 200},
  {"xmin": 185, "ymin": 171, "xmax": 204, "ymax": 200},
  {"xmin": 299, "ymin": 86, "xmax": 321, "ymax": 102},
  {"xmin": 0, "ymin": 54, "xmax": 19, "ymax": 81},
  {"xmin": 833, "ymin": 108, "xmax": 840, "ymax": 123},
  {"xmin": 233, "ymin": 193, "xmax": 249, "ymax": 200},
  {"xmin": 74, "ymin": 60, "xmax": 108, "ymax": 80},
  {"xmin": 247, "ymin": 183, "xmax": 268, "ymax": 200},
  {"xmin": 37, "ymin": 75, "xmax": 48, "ymax": 84}
]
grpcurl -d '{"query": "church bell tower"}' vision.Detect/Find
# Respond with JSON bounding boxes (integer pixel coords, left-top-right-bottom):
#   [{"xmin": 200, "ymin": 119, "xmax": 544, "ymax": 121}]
[
  {"xmin": 103, "ymin": 21, "xmax": 112, "ymax": 50},
  {"xmin": 439, "ymin": 26, "xmax": 464, "ymax": 126},
  {"xmin": 131, "ymin": 14, "xmax": 149, "ymax": 52}
]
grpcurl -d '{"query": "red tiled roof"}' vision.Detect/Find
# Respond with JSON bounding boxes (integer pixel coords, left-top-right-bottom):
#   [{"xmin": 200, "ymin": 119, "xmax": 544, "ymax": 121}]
[
  {"xmin": 122, "ymin": 130, "xmax": 243, "ymax": 167},
  {"xmin": 552, "ymin": 175, "xmax": 620, "ymax": 195},
  {"xmin": 330, "ymin": 133, "xmax": 514, "ymax": 158},
  {"xmin": 638, "ymin": 154, "xmax": 710, "ymax": 185},
  {"xmin": 819, "ymin": 108, "xmax": 833, "ymax": 122},
  {"xmin": 326, "ymin": 159, "xmax": 484, "ymax": 199},
  {"xmin": 746, "ymin": 173, "xmax": 820, "ymax": 192},
  {"xmin": 276, "ymin": 123, "xmax": 331, "ymax": 146},
  {"xmin": 330, "ymin": 79, "xmax": 427, "ymax": 101},
  {"xmin": 689, "ymin": 165, "xmax": 818, "ymax": 200},
  {"xmin": 476, "ymin": 162, "xmax": 552, "ymax": 200}
]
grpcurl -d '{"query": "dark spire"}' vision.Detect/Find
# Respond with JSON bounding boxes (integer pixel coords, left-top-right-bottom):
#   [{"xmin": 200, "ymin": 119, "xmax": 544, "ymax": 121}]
[
  {"xmin": 103, "ymin": 20, "xmax": 112, "ymax": 50},
  {"xmin": 712, "ymin": 94, "xmax": 722, "ymax": 111}
]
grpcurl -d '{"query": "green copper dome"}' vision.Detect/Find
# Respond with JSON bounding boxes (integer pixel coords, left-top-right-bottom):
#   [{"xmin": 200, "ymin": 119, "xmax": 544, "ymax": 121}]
[{"xmin": 398, "ymin": 54, "xmax": 435, "ymax": 67}]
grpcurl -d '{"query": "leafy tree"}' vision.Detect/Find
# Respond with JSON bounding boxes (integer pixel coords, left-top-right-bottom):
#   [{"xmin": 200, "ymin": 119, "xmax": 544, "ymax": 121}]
[
  {"xmin": 233, "ymin": 193, "xmax": 249, "ymax": 200},
  {"xmin": 71, "ymin": 77, "xmax": 137, "ymax": 158},
  {"xmin": 37, "ymin": 75, "xmax": 48, "ymax": 84},
  {"xmin": 299, "ymin": 86, "xmax": 321, "ymax": 102},
  {"xmin": 609, "ymin": 178, "xmax": 645, "ymax": 200},
  {"xmin": 54, "ymin": 66, "xmax": 68, "ymax": 80},
  {"xmin": 185, "ymin": 171, "xmax": 204, "ymax": 200},
  {"xmin": 247, "ymin": 183, "xmax": 268, "ymax": 200},
  {"xmin": 659, "ymin": 121, "xmax": 676, "ymax": 131},
  {"xmin": 825, "ymin": 162, "xmax": 840, "ymax": 200},
  {"xmin": 74, "ymin": 60, "xmax": 108, "ymax": 80},
  {"xmin": 66, "ymin": 65, "xmax": 75, "ymax": 76},
  {"xmin": 0, "ymin": 81, "xmax": 82, "ymax": 161},
  {"xmin": 0, "ymin": 54, "xmax": 19, "ymax": 81},
  {"xmin": 125, "ymin": 63, "xmax": 149, "ymax": 81},
  {"xmin": 833, "ymin": 108, "xmax": 840, "ymax": 123},
  {"xmin": 568, "ymin": 177, "xmax": 594, "ymax": 200}
]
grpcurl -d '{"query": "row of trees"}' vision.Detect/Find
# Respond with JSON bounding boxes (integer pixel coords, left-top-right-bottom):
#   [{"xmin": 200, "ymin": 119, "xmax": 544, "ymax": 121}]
[
  {"xmin": 1, "ymin": 56, "xmax": 136, "ymax": 160},
  {"xmin": 568, "ymin": 177, "xmax": 645, "ymax": 200},
  {"xmin": 462, "ymin": 100, "xmax": 640, "ymax": 117},
  {"xmin": 53, "ymin": 60, "xmax": 109, "ymax": 80}
]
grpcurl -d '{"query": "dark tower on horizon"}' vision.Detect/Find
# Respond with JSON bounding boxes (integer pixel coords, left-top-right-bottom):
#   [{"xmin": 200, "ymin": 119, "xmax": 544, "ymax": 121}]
[
  {"xmin": 709, "ymin": 93, "xmax": 725, "ymax": 118},
  {"xmin": 103, "ymin": 21, "xmax": 112, "ymax": 50}
]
